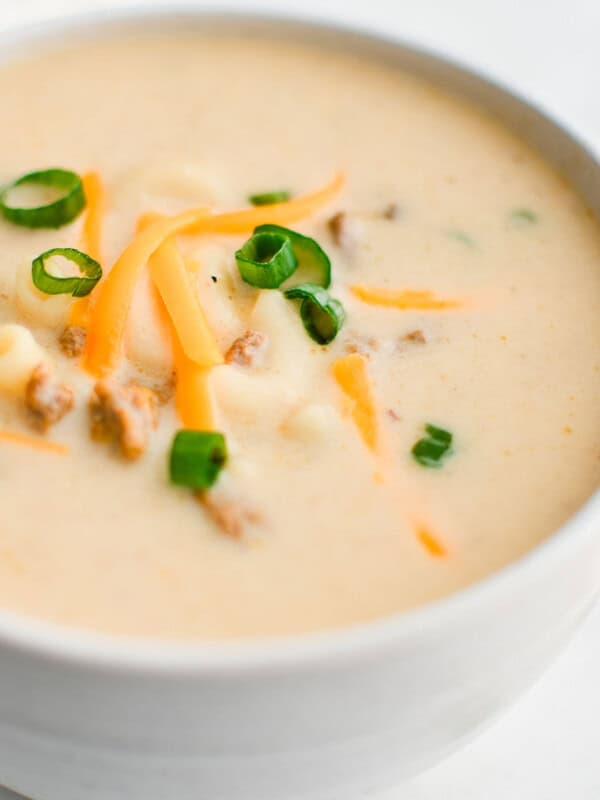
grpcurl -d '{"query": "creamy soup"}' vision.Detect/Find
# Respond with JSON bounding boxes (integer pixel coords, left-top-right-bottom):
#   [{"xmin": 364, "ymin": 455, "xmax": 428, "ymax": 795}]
[{"xmin": 0, "ymin": 31, "xmax": 598, "ymax": 639}]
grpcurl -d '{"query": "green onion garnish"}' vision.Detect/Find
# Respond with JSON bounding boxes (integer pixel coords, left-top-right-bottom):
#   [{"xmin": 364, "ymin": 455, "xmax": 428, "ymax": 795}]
[
  {"xmin": 511, "ymin": 208, "xmax": 538, "ymax": 224},
  {"xmin": 248, "ymin": 190, "xmax": 291, "ymax": 206},
  {"xmin": 0, "ymin": 168, "xmax": 85, "ymax": 228},
  {"xmin": 255, "ymin": 224, "xmax": 331, "ymax": 288},
  {"xmin": 412, "ymin": 424, "xmax": 453, "ymax": 468},
  {"xmin": 169, "ymin": 430, "xmax": 227, "ymax": 490},
  {"xmin": 31, "ymin": 248, "xmax": 102, "ymax": 298},
  {"xmin": 284, "ymin": 283, "xmax": 346, "ymax": 345},
  {"xmin": 235, "ymin": 231, "xmax": 298, "ymax": 289},
  {"xmin": 446, "ymin": 229, "xmax": 476, "ymax": 248}
]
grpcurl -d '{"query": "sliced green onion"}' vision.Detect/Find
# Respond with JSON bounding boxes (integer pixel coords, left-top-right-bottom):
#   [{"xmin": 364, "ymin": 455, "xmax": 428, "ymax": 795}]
[
  {"xmin": 255, "ymin": 224, "xmax": 331, "ymax": 288},
  {"xmin": 169, "ymin": 430, "xmax": 227, "ymax": 490},
  {"xmin": 284, "ymin": 283, "xmax": 346, "ymax": 345},
  {"xmin": 0, "ymin": 168, "xmax": 85, "ymax": 228},
  {"xmin": 412, "ymin": 423, "xmax": 453, "ymax": 468},
  {"xmin": 511, "ymin": 208, "xmax": 538, "ymax": 224},
  {"xmin": 249, "ymin": 190, "xmax": 291, "ymax": 206},
  {"xmin": 235, "ymin": 231, "xmax": 298, "ymax": 289},
  {"xmin": 31, "ymin": 248, "xmax": 102, "ymax": 298},
  {"xmin": 446, "ymin": 229, "xmax": 476, "ymax": 248},
  {"xmin": 424, "ymin": 424, "xmax": 452, "ymax": 445}
]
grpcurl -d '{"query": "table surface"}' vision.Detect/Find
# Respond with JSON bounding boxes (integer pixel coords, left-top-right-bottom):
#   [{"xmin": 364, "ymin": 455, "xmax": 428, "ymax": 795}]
[{"xmin": 0, "ymin": 1, "xmax": 599, "ymax": 798}]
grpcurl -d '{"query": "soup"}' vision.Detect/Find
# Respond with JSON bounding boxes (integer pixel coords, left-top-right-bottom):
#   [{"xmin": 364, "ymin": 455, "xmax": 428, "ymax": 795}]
[{"xmin": 0, "ymin": 31, "xmax": 598, "ymax": 639}]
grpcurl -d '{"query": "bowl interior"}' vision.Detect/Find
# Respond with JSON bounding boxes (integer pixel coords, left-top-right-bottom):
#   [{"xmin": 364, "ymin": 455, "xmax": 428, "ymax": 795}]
[{"xmin": 0, "ymin": 7, "xmax": 598, "ymax": 670}]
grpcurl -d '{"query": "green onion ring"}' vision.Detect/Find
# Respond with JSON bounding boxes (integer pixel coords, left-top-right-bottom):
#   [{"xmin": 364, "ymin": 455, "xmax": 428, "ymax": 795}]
[
  {"xmin": 511, "ymin": 207, "xmax": 538, "ymax": 224},
  {"xmin": 255, "ymin": 223, "xmax": 331, "ymax": 288},
  {"xmin": 284, "ymin": 283, "xmax": 346, "ymax": 345},
  {"xmin": 0, "ymin": 168, "xmax": 86, "ymax": 228},
  {"xmin": 248, "ymin": 190, "xmax": 291, "ymax": 206},
  {"xmin": 31, "ymin": 247, "xmax": 102, "ymax": 298},
  {"xmin": 424, "ymin": 424, "xmax": 452, "ymax": 446},
  {"xmin": 235, "ymin": 231, "xmax": 298, "ymax": 289},
  {"xmin": 411, "ymin": 424, "xmax": 453, "ymax": 468},
  {"xmin": 169, "ymin": 430, "xmax": 227, "ymax": 490}
]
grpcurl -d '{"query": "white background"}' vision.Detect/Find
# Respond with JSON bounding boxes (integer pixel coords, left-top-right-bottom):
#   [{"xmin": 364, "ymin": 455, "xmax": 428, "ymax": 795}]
[{"xmin": 0, "ymin": 1, "xmax": 599, "ymax": 798}]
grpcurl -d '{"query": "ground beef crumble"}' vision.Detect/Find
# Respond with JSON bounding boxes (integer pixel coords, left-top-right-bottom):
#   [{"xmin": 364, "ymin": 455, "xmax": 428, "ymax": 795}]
[
  {"xmin": 401, "ymin": 329, "xmax": 426, "ymax": 345},
  {"xmin": 197, "ymin": 492, "xmax": 262, "ymax": 539},
  {"xmin": 225, "ymin": 330, "xmax": 268, "ymax": 366},
  {"xmin": 24, "ymin": 364, "xmax": 75, "ymax": 432},
  {"xmin": 328, "ymin": 211, "xmax": 356, "ymax": 248},
  {"xmin": 382, "ymin": 202, "xmax": 400, "ymax": 220},
  {"xmin": 89, "ymin": 379, "xmax": 159, "ymax": 460},
  {"xmin": 59, "ymin": 326, "xmax": 87, "ymax": 358},
  {"xmin": 343, "ymin": 333, "xmax": 380, "ymax": 357}
]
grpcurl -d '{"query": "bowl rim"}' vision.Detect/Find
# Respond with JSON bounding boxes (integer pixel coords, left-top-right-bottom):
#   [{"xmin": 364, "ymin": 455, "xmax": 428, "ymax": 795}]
[{"xmin": 1, "ymin": 4, "xmax": 599, "ymax": 675}]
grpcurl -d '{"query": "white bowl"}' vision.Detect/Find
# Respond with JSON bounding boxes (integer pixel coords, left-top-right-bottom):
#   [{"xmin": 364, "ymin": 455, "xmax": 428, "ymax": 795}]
[{"xmin": 1, "ymin": 10, "xmax": 599, "ymax": 800}]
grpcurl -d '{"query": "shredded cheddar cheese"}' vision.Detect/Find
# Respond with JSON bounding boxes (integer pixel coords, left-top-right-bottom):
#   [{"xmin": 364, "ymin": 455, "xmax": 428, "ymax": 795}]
[
  {"xmin": 84, "ymin": 174, "xmax": 343, "ymax": 376},
  {"xmin": 0, "ymin": 429, "xmax": 68, "ymax": 455},
  {"xmin": 80, "ymin": 171, "xmax": 105, "ymax": 263},
  {"xmin": 69, "ymin": 171, "xmax": 106, "ymax": 328},
  {"xmin": 83, "ymin": 207, "xmax": 211, "ymax": 375},
  {"xmin": 173, "ymin": 340, "xmax": 216, "ymax": 430},
  {"xmin": 148, "ymin": 238, "xmax": 223, "ymax": 368},
  {"xmin": 351, "ymin": 286, "xmax": 464, "ymax": 310},
  {"xmin": 186, "ymin": 171, "xmax": 344, "ymax": 235},
  {"xmin": 146, "ymin": 236, "xmax": 218, "ymax": 430},
  {"xmin": 331, "ymin": 353, "xmax": 378, "ymax": 452},
  {"xmin": 416, "ymin": 526, "xmax": 447, "ymax": 558}
]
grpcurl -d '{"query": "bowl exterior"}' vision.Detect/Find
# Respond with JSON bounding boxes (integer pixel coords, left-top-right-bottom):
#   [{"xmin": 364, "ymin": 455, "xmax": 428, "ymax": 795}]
[{"xmin": 0, "ymin": 520, "xmax": 597, "ymax": 800}]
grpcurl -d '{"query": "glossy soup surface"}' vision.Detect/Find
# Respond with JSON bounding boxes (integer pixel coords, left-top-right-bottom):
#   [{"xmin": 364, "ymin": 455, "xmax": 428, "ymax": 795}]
[{"xmin": 0, "ymin": 31, "xmax": 599, "ymax": 639}]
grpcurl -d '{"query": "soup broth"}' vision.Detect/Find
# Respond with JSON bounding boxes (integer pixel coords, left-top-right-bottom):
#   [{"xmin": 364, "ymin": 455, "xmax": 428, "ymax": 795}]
[{"xmin": 0, "ymin": 31, "xmax": 599, "ymax": 638}]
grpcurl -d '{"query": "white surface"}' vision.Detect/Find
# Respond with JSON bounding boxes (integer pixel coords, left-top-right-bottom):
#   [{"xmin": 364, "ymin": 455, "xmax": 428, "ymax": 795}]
[{"xmin": 0, "ymin": 1, "xmax": 598, "ymax": 798}]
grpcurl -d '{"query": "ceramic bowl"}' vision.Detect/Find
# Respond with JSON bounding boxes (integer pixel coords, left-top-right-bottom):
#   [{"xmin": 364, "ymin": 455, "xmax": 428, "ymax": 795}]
[{"xmin": 0, "ymin": 10, "xmax": 598, "ymax": 800}]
